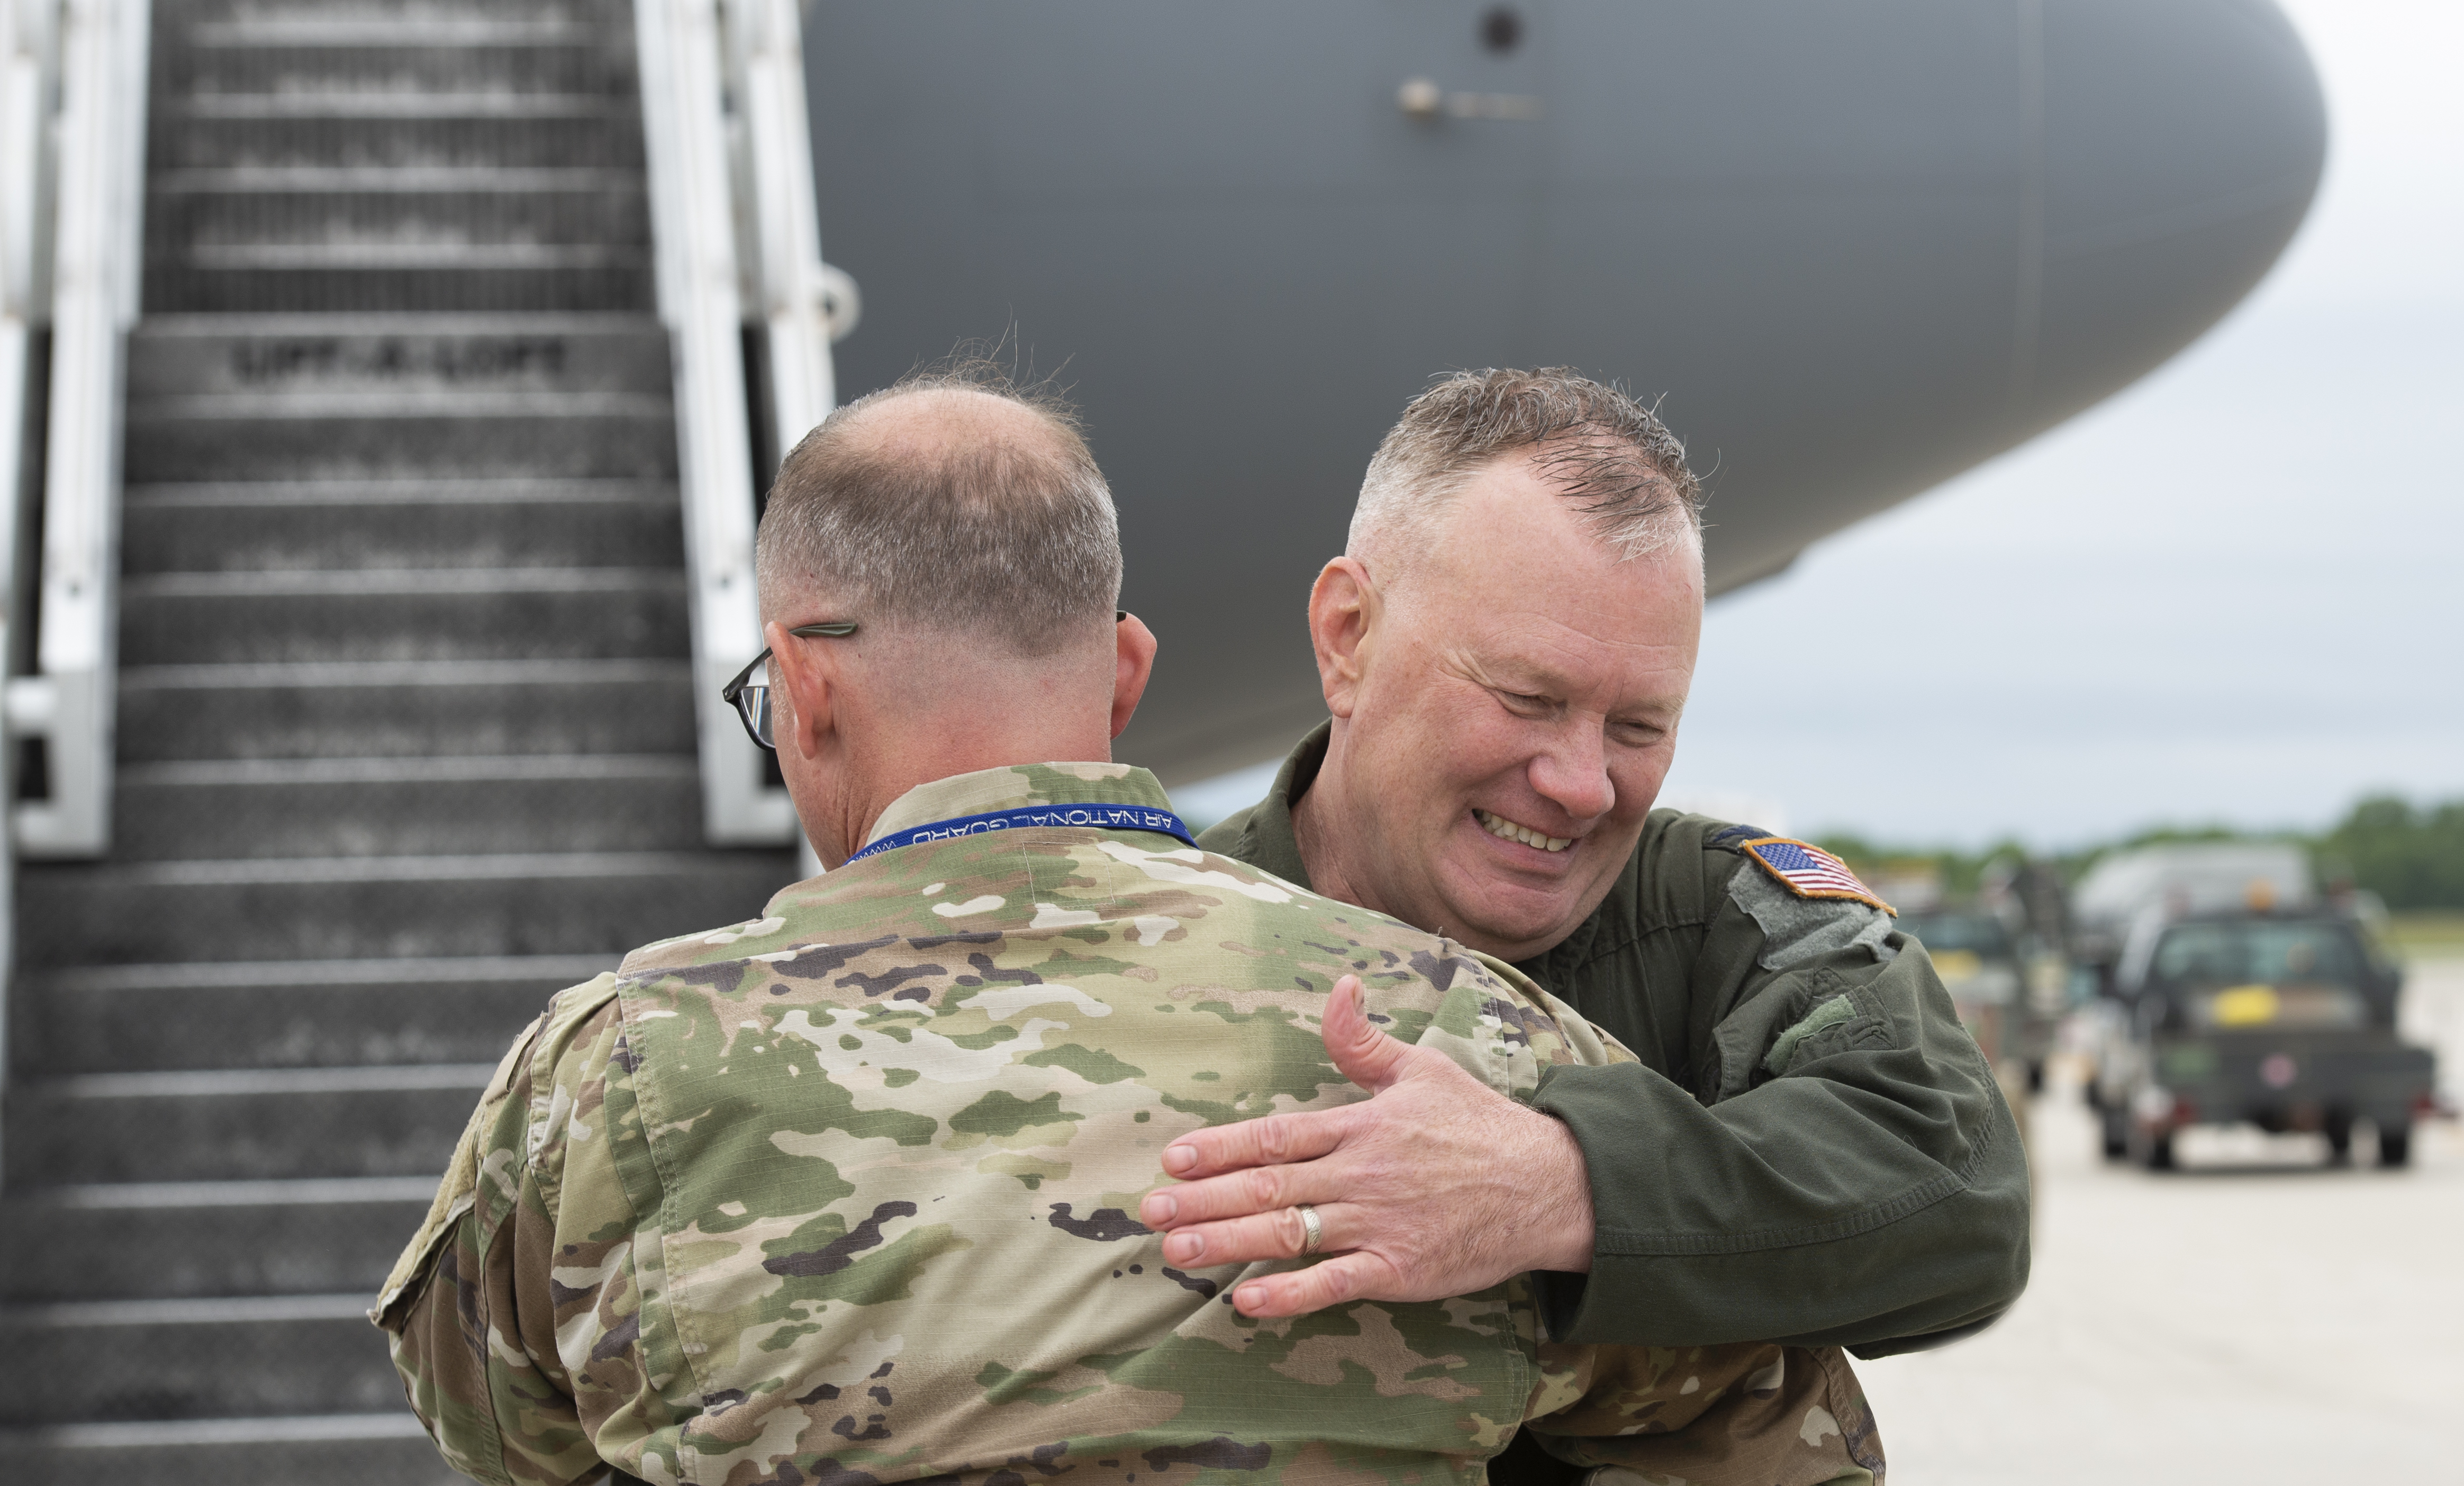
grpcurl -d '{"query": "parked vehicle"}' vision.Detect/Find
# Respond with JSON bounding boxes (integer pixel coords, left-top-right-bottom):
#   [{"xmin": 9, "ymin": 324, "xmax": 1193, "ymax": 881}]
[
  {"xmin": 2070, "ymin": 842, "xmax": 2315, "ymax": 992},
  {"xmin": 1899, "ymin": 908, "xmax": 2061, "ymax": 1086},
  {"xmin": 2088, "ymin": 907, "xmax": 2435, "ymax": 1169}
]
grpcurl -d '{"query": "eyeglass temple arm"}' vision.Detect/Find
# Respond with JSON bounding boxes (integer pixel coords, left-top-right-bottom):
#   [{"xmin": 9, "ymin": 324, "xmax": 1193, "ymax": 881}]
[{"xmin": 773, "ymin": 614, "xmax": 1121, "ymax": 646}]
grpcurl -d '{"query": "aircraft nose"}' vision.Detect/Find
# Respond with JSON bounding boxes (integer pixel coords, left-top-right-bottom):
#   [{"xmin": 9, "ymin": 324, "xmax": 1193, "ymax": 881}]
[{"xmin": 2023, "ymin": 0, "xmax": 2327, "ymax": 424}]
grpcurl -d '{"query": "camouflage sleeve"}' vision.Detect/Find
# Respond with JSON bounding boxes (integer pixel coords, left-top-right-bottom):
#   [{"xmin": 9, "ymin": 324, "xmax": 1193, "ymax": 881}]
[
  {"xmin": 1522, "ymin": 1342, "xmax": 1886, "ymax": 1485},
  {"xmin": 1461, "ymin": 949, "xmax": 1639, "ymax": 1083},
  {"xmin": 374, "ymin": 975, "xmax": 671, "ymax": 1484}
]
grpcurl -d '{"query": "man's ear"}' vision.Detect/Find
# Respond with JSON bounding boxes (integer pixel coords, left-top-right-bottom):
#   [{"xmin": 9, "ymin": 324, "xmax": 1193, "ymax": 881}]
[
  {"xmin": 764, "ymin": 619, "xmax": 838, "ymax": 759},
  {"xmin": 1110, "ymin": 612, "xmax": 1158, "ymax": 740},
  {"xmin": 1306, "ymin": 557, "xmax": 1377, "ymax": 719}
]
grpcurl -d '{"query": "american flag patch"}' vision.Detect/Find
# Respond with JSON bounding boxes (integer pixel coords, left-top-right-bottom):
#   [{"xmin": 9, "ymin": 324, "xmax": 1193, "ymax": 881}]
[{"xmin": 1740, "ymin": 837, "xmax": 1895, "ymax": 914}]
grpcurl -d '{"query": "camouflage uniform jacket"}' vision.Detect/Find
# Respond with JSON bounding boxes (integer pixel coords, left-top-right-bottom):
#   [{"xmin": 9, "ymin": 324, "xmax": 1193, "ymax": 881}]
[{"xmin": 375, "ymin": 764, "xmax": 1883, "ymax": 1486}]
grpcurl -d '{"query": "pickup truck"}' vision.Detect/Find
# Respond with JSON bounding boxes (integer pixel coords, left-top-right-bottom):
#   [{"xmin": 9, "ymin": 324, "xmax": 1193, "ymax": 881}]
[{"xmin": 2089, "ymin": 908, "xmax": 2436, "ymax": 1169}]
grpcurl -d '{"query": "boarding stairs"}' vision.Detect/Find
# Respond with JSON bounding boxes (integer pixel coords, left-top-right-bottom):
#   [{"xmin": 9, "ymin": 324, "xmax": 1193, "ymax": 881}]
[{"xmin": 0, "ymin": 0, "xmax": 838, "ymax": 1477}]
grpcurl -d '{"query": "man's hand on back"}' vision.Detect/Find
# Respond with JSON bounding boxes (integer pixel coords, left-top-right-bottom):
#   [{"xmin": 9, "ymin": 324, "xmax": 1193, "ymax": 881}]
[{"xmin": 1138, "ymin": 976, "xmax": 1596, "ymax": 1318}]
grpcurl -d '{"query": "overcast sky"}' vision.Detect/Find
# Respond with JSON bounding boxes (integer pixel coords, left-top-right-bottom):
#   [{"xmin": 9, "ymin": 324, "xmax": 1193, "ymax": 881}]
[
  {"xmin": 1655, "ymin": 0, "xmax": 2462, "ymax": 850},
  {"xmin": 1178, "ymin": 2, "xmax": 2458, "ymax": 849}
]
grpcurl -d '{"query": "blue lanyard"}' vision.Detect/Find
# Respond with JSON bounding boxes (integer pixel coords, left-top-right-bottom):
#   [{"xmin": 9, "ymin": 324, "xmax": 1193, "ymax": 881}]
[{"xmin": 847, "ymin": 803, "xmax": 1197, "ymax": 864}]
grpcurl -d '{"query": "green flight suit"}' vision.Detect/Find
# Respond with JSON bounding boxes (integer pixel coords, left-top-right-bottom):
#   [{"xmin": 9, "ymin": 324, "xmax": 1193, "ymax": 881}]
[{"xmin": 1199, "ymin": 724, "xmax": 2030, "ymax": 1355}]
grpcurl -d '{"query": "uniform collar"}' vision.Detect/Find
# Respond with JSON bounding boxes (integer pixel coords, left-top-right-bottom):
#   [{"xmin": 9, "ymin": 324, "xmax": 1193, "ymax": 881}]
[
  {"xmin": 864, "ymin": 762, "xmax": 1175, "ymax": 849},
  {"xmin": 1217, "ymin": 722, "xmax": 1329, "ymax": 891}
]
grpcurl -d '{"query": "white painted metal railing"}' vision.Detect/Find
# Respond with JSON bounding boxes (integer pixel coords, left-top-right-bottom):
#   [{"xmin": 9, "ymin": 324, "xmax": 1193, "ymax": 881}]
[
  {"xmin": 725, "ymin": 0, "xmax": 855, "ymax": 452},
  {"xmin": 4, "ymin": 0, "xmax": 146, "ymax": 860},
  {"xmin": 1, "ymin": 0, "xmax": 140, "ymax": 1167},
  {"xmin": 636, "ymin": 0, "xmax": 854, "ymax": 846},
  {"xmin": 0, "ymin": 0, "xmax": 53, "ymax": 1169}
]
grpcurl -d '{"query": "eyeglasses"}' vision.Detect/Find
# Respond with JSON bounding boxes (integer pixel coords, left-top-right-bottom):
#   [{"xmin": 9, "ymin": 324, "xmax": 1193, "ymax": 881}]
[
  {"xmin": 721, "ymin": 621, "xmax": 859, "ymax": 751},
  {"xmin": 722, "ymin": 612, "xmax": 1132, "ymax": 753}
]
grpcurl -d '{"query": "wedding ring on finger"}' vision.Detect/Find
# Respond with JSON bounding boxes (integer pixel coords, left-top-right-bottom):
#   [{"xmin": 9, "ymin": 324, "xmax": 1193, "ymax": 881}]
[{"xmin": 1296, "ymin": 1203, "xmax": 1324, "ymax": 1256}]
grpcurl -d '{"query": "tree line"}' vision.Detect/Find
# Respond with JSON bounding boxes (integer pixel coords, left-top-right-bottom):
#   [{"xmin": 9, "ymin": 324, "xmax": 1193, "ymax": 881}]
[{"xmin": 1812, "ymin": 793, "xmax": 2464, "ymax": 913}]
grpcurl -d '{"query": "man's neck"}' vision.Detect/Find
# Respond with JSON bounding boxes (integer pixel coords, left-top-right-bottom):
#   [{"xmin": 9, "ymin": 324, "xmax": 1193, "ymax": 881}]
[
  {"xmin": 811, "ymin": 719, "xmax": 1117, "ymax": 867},
  {"xmin": 1287, "ymin": 726, "xmax": 1388, "ymax": 924}
]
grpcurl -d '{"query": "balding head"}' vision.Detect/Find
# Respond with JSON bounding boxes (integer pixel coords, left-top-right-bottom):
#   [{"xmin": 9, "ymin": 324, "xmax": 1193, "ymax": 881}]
[{"xmin": 756, "ymin": 364, "xmax": 1122, "ymax": 655}]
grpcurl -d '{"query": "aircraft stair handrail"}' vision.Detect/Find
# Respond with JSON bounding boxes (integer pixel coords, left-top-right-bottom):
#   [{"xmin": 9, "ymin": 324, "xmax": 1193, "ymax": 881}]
[
  {"xmin": 4, "ymin": 0, "xmax": 146, "ymax": 865},
  {"xmin": 724, "ymin": 0, "xmax": 857, "ymax": 456},
  {"xmin": 636, "ymin": 0, "xmax": 853, "ymax": 848},
  {"xmin": 0, "ymin": 0, "xmax": 60, "ymax": 1170}
]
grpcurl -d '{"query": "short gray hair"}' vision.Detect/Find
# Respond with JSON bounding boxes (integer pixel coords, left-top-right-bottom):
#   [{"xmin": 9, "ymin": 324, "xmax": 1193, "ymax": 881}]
[
  {"xmin": 756, "ymin": 361, "xmax": 1122, "ymax": 655},
  {"xmin": 1351, "ymin": 367, "xmax": 1704, "ymax": 565}
]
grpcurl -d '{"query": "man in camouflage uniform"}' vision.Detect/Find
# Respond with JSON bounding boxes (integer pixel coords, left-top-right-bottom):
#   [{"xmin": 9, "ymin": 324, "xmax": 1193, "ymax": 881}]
[{"xmin": 374, "ymin": 369, "xmax": 1884, "ymax": 1484}]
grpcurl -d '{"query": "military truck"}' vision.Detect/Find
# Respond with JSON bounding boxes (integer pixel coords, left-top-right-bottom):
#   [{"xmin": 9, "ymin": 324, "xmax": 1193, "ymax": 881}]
[
  {"xmin": 2089, "ymin": 907, "xmax": 2436, "ymax": 1169},
  {"xmin": 1897, "ymin": 906, "xmax": 2065, "ymax": 1090}
]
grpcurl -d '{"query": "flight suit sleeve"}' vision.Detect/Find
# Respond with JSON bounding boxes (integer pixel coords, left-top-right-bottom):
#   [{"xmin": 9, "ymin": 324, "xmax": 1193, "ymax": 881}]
[
  {"xmin": 1528, "ymin": 845, "xmax": 2031, "ymax": 1352},
  {"xmin": 1480, "ymin": 943, "xmax": 1890, "ymax": 1482},
  {"xmin": 373, "ymin": 978, "xmax": 674, "ymax": 1484}
]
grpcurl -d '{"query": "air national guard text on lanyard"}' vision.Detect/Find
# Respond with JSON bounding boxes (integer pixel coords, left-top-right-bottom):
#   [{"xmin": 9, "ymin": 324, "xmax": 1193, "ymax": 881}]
[{"xmin": 846, "ymin": 805, "xmax": 1198, "ymax": 865}]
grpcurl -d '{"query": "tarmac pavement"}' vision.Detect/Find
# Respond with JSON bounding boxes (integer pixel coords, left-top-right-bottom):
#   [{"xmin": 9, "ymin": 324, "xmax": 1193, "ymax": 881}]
[{"xmin": 1855, "ymin": 959, "xmax": 2464, "ymax": 1482}]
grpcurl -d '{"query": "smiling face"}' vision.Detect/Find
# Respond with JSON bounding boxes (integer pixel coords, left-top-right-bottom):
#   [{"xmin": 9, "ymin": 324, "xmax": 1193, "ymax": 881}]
[{"xmin": 1300, "ymin": 452, "xmax": 1704, "ymax": 962}]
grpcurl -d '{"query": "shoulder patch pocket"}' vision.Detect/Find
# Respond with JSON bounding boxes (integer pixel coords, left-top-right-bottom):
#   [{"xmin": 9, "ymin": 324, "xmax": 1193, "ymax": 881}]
[
  {"xmin": 370, "ymin": 1033, "xmax": 525, "ymax": 1328},
  {"xmin": 1736, "ymin": 837, "xmax": 1894, "ymax": 914},
  {"xmin": 1762, "ymin": 985, "xmax": 1894, "ymax": 1080},
  {"xmin": 370, "ymin": 974, "xmax": 620, "ymax": 1329},
  {"xmin": 1764, "ymin": 992, "xmax": 1858, "ymax": 1076},
  {"xmin": 1728, "ymin": 856, "xmax": 1899, "ymax": 974}
]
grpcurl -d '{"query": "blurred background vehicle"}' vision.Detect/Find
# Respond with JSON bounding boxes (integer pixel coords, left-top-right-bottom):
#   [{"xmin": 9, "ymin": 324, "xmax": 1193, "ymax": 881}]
[
  {"xmin": 1898, "ymin": 903, "xmax": 2042, "ymax": 1083},
  {"xmin": 1843, "ymin": 851, "xmax": 2079, "ymax": 1096},
  {"xmin": 2070, "ymin": 840, "xmax": 2315, "ymax": 992},
  {"xmin": 2090, "ymin": 902, "xmax": 2434, "ymax": 1169}
]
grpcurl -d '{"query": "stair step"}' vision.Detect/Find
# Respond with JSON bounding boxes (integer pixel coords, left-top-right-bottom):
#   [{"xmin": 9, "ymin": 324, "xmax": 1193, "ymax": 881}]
[
  {"xmin": 164, "ymin": 90, "xmax": 632, "ymax": 119},
  {"xmin": 187, "ymin": 15, "xmax": 604, "ymax": 47},
  {"xmin": 20, "ymin": 955, "xmax": 597, "ymax": 1073},
  {"xmin": 0, "ymin": 1295, "xmax": 404, "ymax": 1424},
  {"xmin": 150, "ymin": 175, "xmax": 648, "ymax": 257},
  {"xmin": 171, "ymin": 0, "xmax": 613, "ymax": 21},
  {"xmin": 156, "ymin": 164, "xmax": 644, "ymax": 192},
  {"xmin": 154, "ymin": 107, "xmax": 643, "ymax": 171},
  {"xmin": 5, "ymin": 1066, "xmax": 490, "ymax": 1184},
  {"xmin": 126, "ymin": 314, "xmax": 669, "ymax": 396},
  {"xmin": 117, "ymin": 658, "xmax": 697, "ymax": 761},
  {"xmin": 15, "ymin": 850, "xmax": 799, "ymax": 967},
  {"xmin": 125, "ymin": 393, "xmax": 675, "ymax": 480},
  {"xmin": 119, "ymin": 567, "xmax": 688, "ymax": 664},
  {"xmin": 170, "ymin": 36, "xmax": 633, "ymax": 103},
  {"xmin": 160, "ymin": 157, "xmax": 634, "ymax": 178},
  {"xmin": 0, "ymin": 1413, "xmax": 455, "ymax": 1486},
  {"xmin": 0, "ymin": 1178, "xmax": 438, "ymax": 1301},
  {"xmin": 148, "ymin": 259, "xmax": 653, "ymax": 313},
  {"xmin": 113, "ymin": 755, "xmax": 703, "ymax": 858},
  {"xmin": 123, "ymin": 480, "xmax": 683, "ymax": 573}
]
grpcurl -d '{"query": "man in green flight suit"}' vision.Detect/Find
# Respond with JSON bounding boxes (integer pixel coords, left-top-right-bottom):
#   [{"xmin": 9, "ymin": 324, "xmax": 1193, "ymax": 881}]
[
  {"xmin": 373, "ymin": 367, "xmax": 1886, "ymax": 1485},
  {"xmin": 1140, "ymin": 370, "xmax": 2030, "ymax": 1444}
]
